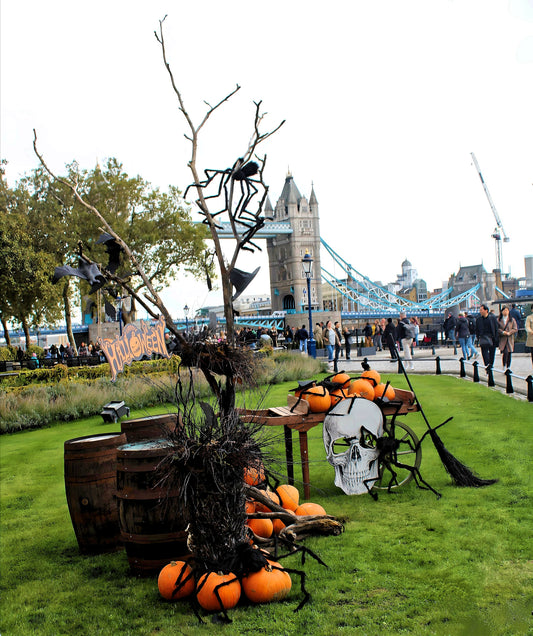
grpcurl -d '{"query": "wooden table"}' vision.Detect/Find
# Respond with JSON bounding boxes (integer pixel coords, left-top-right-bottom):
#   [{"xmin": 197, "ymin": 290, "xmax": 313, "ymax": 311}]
[{"xmin": 237, "ymin": 388, "xmax": 418, "ymax": 500}]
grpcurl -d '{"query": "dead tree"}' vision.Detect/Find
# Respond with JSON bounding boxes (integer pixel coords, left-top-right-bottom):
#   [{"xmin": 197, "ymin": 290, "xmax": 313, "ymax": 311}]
[{"xmin": 155, "ymin": 15, "xmax": 284, "ymax": 345}]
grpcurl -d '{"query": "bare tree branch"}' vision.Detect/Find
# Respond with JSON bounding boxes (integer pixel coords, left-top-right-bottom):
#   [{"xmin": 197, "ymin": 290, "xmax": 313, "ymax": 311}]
[{"xmin": 33, "ymin": 129, "xmax": 182, "ymax": 339}]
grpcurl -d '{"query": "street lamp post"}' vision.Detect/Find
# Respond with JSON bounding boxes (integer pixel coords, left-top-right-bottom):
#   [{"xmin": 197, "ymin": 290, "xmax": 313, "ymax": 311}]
[
  {"xmin": 302, "ymin": 252, "xmax": 316, "ymax": 358},
  {"xmin": 117, "ymin": 297, "xmax": 123, "ymax": 336},
  {"xmin": 183, "ymin": 304, "xmax": 189, "ymax": 335}
]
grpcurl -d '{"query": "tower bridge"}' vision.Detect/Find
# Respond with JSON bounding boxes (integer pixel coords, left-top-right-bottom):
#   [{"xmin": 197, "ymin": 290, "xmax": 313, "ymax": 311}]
[{"xmin": 210, "ymin": 172, "xmax": 481, "ymax": 319}]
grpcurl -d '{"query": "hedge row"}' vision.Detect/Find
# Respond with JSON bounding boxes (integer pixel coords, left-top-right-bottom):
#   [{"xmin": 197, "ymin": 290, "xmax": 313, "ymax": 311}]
[{"xmin": 0, "ymin": 356, "xmax": 181, "ymax": 388}]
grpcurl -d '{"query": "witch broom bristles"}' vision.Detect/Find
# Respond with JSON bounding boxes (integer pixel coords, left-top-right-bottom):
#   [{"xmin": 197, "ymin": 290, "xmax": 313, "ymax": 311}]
[{"xmin": 387, "ymin": 334, "xmax": 497, "ymax": 488}]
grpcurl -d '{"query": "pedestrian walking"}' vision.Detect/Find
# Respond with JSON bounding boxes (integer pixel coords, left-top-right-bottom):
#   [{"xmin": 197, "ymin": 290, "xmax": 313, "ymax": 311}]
[
  {"xmin": 497, "ymin": 305, "xmax": 518, "ymax": 369},
  {"xmin": 464, "ymin": 311, "xmax": 478, "ymax": 360},
  {"xmin": 455, "ymin": 312, "xmax": 470, "ymax": 360},
  {"xmin": 398, "ymin": 311, "xmax": 414, "ymax": 369},
  {"xmin": 383, "ymin": 318, "xmax": 398, "ymax": 361},
  {"xmin": 476, "ymin": 304, "xmax": 499, "ymax": 368}
]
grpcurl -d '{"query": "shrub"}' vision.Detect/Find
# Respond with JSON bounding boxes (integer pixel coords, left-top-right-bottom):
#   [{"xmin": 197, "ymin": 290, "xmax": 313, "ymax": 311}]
[
  {"xmin": 0, "ymin": 351, "xmax": 324, "ymax": 434},
  {"xmin": 0, "ymin": 346, "xmax": 17, "ymax": 361}
]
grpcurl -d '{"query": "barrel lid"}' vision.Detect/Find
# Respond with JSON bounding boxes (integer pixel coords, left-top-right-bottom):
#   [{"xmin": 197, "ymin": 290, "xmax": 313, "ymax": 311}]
[
  {"xmin": 65, "ymin": 433, "xmax": 124, "ymax": 445},
  {"xmin": 117, "ymin": 438, "xmax": 173, "ymax": 452},
  {"xmin": 122, "ymin": 413, "xmax": 178, "ymax": 425}
]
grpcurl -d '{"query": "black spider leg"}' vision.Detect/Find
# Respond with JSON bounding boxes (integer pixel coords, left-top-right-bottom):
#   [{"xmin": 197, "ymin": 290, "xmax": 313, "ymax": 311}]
[
  {"xmin": 363, "ymin": 400, "xmax": 403, "ymax": 499},
  {"xmin": 171, "ymin": 567, "xmax": 196, "ymax": 599},
  {"xmin": 193, "ymin": 574, "xmax": 233, "ymax": 624},
  {"xmin": 384, "ymin": 413, "xmax": 441, "ymax": 498},
  {"xmin": 235, "ymin": 178, "xmax": 260, "ymax": 223},
  {"xmin": 388, "ymin": 454, "xmax": 442, "ymax": 499},
  {"xmin": 238, "ymin": 218, "xmax": 265, "ymax": 253},
  {"xmin": 270, "ymin": 564, "xmax": 310, "ymax": 612},
  {"xmin": 212, "ymin": 579, "xmax": 236, "ymax": 624},
  {"xmin": 274, "ymin": 543, "xmax": 328, "ymax": 569},
  {"xmin": 186, "ymin": 169, "xmax": 232, "ymax": 226},
  {"xmin": 363, "ymin": 458, "xmax": 381, "ymax": 501},
  {"xmin": 184, "ymin": 168, "xmax": 227, "ymax": 202}
]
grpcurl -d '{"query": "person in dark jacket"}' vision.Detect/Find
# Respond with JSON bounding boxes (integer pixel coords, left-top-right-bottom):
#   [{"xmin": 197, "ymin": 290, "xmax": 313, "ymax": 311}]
[
  {"xmin": 476, "ymin": 304, "xmax": 499, "ymax": 368},
  {"xmin": 455, "ymin": 312, "xmax": 470, "ymax": 360},
  {"xmin": 383, "ymin": 317, "xmax": 398, "ymax": 361},
  {"xmin": 443, "ymin": 313, "xmax": 456, "ymax": 346},
  {"xmin": 298, "ymin": 325, "xmax": 309, "ymax": 353},
  {"xmin": 464, "ymin": 311, "xmax": 478, "ymax": 360},
  {"xmin": 343, "ymin": 326, "xmax": 352, "ymax": 360}
]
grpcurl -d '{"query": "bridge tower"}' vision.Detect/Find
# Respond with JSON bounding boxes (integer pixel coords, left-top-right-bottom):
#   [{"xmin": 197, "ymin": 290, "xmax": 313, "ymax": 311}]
[{"xmin": 266, "ymin": 172, "xmax": 322, "ymax": 314}]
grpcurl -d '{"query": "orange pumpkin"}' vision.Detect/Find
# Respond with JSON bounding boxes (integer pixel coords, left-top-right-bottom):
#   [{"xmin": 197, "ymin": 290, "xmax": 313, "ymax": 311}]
[
  {"xmin": 158, "ymin": 560, "xmax": 195, "ymax": 601},
  {"xmin": 275, "ymin": 484, "xmax": 300, "ymax": 511},
  {"xmin": 301, "ymin": 385, "xmax": 330, "ymax": 413},
  {"xmin": 196, "ymin": 571, "xmax": 241, "ymax": 611},
  {"xmin": 331, "ymin": 372, "xmax": 351, "ymax": 388},
  {"xmin": 245, "ymin": 500, "xmax": 256, "ymax": 514},
  {"xmin": 242, "ymin": 559, "xmax": 292, "ymax": 603},
  {"xmin": 348, "ymin": 379, "xmax": 375, "ymax": 401},
  {"xmin": 294, "ymin": 502, "xmax": 327, "ymax": 516},
  {"xmin": 374, "ymin": 383, "xmax": 396, "ymax": 401},
  {"xmin": 330, "ymin": 387, "xmax": 350, "ymax": 408},
  {"xmin": 272, "ymin": 518, "xmax": 286, "ymax": 535},
  {"xmin": 244, "ymin": 463, "xmax": 265, "ymax": 486},
  {"xmin": 361, "ymin": 369, "xmax": 381, "ymax": 386},
  {"xmin": 255, "ymin": 489, "xmax": 281, "ymax": 512},
  {"xmin": 247, "ymin": 517, "xmax": 273, "ymax": 538}
]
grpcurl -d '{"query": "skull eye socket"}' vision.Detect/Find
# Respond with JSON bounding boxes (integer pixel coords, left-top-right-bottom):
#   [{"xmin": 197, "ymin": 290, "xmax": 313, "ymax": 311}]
[
  {"xmin": 332, "ymin": 439, "xmax": 352, "ymax": 455},
  {"xmin": 359, "ymin": 427, "xmax": 378, "ymax": 449},
  {"xmin": 331, "ymin": 426, "xmax": 377, "ymax": 455}
]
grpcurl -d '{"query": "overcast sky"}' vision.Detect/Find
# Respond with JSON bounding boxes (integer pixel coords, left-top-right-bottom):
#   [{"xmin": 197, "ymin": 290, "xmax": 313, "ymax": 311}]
[{"xmin": 2, "ymin": 0, "xmax": 532, "ymax": 319}]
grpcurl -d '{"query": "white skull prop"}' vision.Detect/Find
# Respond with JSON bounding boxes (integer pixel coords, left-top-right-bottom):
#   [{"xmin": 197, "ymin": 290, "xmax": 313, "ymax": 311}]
[{"xmin": 323, "ymin": 397, "xmax": 384, "ymax": 495}]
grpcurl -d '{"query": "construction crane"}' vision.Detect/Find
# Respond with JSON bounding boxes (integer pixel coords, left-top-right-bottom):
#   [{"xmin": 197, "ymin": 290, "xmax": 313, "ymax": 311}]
[{"xmin": 470, "ymin": 152, "xmax": 510, "ymax": 273}]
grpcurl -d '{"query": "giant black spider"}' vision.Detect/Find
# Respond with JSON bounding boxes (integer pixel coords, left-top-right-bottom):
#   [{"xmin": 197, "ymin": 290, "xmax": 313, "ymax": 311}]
[
  {"xmin": 363, "ymin": 390, "xmax": 442, "ymax": 500},
  {"xmin": 184, "ymin": 158, "xmax": 263, "ymax": 228}
]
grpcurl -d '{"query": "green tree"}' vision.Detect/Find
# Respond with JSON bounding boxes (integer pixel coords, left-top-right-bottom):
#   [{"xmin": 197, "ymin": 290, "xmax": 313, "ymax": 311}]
[
  {"xmin": 80, "ymin": 159, "xmax": 211, "ymax": 317},
  {"xmin": 0, "ymin": 165, "xmax": 63, "ymax": 347}
]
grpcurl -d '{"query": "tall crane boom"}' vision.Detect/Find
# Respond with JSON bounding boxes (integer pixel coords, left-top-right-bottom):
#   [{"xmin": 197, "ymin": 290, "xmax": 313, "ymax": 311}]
[{"xmin": 470, "ymin": 152, "xmax": 510, "ymax": 273}]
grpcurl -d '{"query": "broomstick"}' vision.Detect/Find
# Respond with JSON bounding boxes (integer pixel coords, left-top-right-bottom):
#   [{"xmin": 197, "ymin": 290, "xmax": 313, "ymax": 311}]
[{"xmin": 386, "ymin": 333, "xmax": 497, "ymax": 487}]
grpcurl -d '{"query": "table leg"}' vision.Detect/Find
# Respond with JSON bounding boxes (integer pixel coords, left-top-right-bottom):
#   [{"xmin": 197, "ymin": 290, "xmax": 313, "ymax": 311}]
[
  {"xmin": 284, "ymin": 425, "xmax": 294, "ymax": 485},
  {"xmin": 298, "ymin": 431, "xmax": 310, "ymax": 500}
]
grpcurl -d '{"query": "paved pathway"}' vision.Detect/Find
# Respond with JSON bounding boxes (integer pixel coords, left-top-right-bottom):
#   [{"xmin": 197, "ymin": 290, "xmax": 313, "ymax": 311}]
[{"xmin": 317, "ymin": 345, "xmax": 533, "ymax": 400}]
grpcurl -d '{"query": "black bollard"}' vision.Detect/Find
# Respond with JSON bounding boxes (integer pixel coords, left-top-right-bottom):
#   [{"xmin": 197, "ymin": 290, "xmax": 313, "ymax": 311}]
[
  {"xmin": 505, "ymin": 369, "xmax": 514, "ymax": 394},
  {"xmin": 486, "ymin": 365, "xmax": 495, "ymax": 387},
  {"xmin": 460, "ymin": 358, "xmax": 466, "ymax": 378},
  {"xmin": 526, "ymin": 375, "xmax": 533, "ymax": 402},
  {"xmin": 473, "ymin": 361, "xmax": 480, "ymax": 383},
  {"xmin": 436, "ymin": 356, "xmax": 442, "ymax": 375}
]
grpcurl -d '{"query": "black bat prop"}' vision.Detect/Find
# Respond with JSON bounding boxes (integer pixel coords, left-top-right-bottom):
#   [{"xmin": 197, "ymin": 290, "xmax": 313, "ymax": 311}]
[{"xmin": 52, "ymin": 259, "xmax": 106, "ymax": 293}]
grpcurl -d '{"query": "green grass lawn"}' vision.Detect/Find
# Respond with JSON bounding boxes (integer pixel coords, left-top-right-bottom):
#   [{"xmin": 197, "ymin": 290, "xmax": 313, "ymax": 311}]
[{"xmin": 1, "ymin": 375, "xmax": 532, "ymax": 635}]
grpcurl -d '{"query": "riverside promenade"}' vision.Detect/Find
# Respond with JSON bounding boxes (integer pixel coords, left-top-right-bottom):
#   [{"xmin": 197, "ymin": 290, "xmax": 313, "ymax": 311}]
[{"xmin": 318, "ymin": 345, "xmax": 533, "ymax": 401}]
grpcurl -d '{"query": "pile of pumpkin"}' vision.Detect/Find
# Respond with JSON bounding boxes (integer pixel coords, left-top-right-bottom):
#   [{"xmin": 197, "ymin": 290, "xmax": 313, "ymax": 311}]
[
  {"xmin": 294, "ymin": 369, "xmax": 396, "ymax": 413},
  {"xmin": 157, "ymin": 556, "xmax": 292, "ymax": 611},
  {"xmin": 157, "ymin": 471, "xmax": 330, "ymax": 611},
  {"xmin": 245, "ymin": 466, "xmax": 327, "ymax": 540}
]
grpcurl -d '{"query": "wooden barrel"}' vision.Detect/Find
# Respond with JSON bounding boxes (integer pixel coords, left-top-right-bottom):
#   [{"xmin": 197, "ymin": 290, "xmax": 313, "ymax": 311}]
[
  {"xmin": 64, "ymin": 432, "xmax": 126, "ymax": 554},
  {"xmin": 120, "ymin": 413, "xmax": 180, "ymax": 443},
  {"xmin": 116, "ymin": 439, "xmax": 190, "ymax": 575}
]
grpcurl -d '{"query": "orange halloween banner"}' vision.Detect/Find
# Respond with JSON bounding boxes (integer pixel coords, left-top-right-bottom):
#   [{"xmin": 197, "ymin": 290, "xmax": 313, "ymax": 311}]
[{"xmin": 98, "ymin": 316, "xmax": 170, "ymax": 381}]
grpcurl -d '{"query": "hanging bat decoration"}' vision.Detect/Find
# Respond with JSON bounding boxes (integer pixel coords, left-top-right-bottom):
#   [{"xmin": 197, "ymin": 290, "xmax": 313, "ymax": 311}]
[
  {"xmin": 96, "ymin": 232, "xmax": 124, "ymax": 274},
  {"xmin": 52, "ymin": 259, "xmax": 106, "ymax": 293}
]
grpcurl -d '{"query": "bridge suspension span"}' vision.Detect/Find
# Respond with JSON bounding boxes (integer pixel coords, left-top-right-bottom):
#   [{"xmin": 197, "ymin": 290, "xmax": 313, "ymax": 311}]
[{"xmin": 320, "ymin": 239, "xmax": 480, "ymax": 314}]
